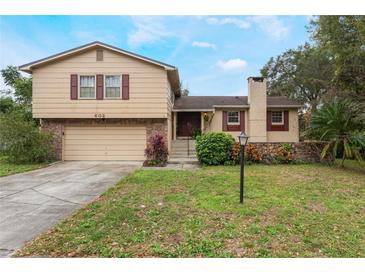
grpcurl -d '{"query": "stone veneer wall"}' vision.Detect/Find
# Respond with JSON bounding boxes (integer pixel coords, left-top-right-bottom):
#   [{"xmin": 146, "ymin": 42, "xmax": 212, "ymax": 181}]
[
  {"xmin": 40, "ymin": 118, "xmax": 168, "ymax": 160},
  {"xmin": 248, "ymin": 142, "xmax": 329, "ymax": 163}
]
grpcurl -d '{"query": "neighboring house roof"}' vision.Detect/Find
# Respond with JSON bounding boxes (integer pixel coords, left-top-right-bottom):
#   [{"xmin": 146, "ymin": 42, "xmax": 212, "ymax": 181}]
[
  {"xmin": 18, "ymin": 41, "xmax": 181, "ymax": 95},
  {"xmin": 173, "ymin": 96, "xmax": 302, "ymax": 111}
]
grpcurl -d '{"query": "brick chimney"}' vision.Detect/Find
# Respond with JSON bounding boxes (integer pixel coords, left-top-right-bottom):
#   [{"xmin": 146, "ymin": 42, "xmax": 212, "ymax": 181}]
[{"xmin": 247, "ymin": 77, "xmax": 267, "ymax": 142}]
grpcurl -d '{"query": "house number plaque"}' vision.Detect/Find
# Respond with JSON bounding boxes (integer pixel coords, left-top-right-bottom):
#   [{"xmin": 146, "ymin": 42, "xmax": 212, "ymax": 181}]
[{"xmin": 94, "ymin": 113, "xmax": 105, "ymax": 118}]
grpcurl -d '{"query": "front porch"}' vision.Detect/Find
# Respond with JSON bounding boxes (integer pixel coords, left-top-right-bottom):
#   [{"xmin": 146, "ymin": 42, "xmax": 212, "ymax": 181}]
[
  {"xmin": 172, "ymin": 111, "xmax": 213, "ymax": 140},
  {"xmin": 169, "ymin": 111, "xmax": 213, "ymax": 164}
]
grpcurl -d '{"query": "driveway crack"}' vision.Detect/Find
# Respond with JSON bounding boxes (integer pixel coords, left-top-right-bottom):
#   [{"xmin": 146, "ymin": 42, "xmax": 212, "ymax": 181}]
[{"xmin": 30, "ymin": 188, "xmax": 81, "ymax": 205}]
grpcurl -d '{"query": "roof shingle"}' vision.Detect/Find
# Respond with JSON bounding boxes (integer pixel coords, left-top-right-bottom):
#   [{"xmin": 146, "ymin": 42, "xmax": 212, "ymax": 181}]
[{"xmin": 173, "ymin": 96, "xmax": 301, "ymax": 110}]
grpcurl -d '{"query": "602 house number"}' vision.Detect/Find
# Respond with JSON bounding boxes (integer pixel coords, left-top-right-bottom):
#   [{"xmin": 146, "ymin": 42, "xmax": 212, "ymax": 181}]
[{"xmin": 94, "ymin": 113, "xmax": 105, "ymax": 118}]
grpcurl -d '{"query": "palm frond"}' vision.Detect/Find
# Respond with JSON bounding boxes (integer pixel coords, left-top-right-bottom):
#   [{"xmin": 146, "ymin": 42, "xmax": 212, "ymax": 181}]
[
  {"xmin": 343, "ymin": 140, "xmax": 352, "ymax": 158},
  {"xmin": 321, "ymin": 143, "xmax": 331, "ymax": 159},
  {"xmin": 352, "ymin": 148, "xmax": 364, "ymax": 166}
]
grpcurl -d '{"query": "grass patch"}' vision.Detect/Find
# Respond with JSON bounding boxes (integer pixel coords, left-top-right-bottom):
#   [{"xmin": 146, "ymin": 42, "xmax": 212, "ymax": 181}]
[
  {"xmin": 334, "ymin": 159, "xmax": 365, "ymax": 173},
  {"xmin": 0, "ymin": 155, "xmax": 48, "ymax": 177},
  {"xmin": 16, "ymin": 163, "xmax": 365, "ymax": 258}
]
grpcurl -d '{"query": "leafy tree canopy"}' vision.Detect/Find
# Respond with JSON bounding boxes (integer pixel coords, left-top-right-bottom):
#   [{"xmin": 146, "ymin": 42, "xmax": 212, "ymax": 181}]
[
  {"xmin": 261, "ymin": 44, "xmax": 334, "ymax": 111},
  {"xmin": 262, "ymin": 16, "xmax": 365, "ymax": 111},
  {"xmin": 1, "ymin": 65, "xmax": 32, "ymax": 105},
  {"xmin": 309, "ymin": 16, "xmax": 365, "ymax": 101}
]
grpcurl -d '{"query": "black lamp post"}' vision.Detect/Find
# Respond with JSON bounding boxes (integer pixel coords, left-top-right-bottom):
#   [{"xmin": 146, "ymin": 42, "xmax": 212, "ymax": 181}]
[{"xmin": 238, "ymin": 132, "xmax": 249, "ymax": 204}]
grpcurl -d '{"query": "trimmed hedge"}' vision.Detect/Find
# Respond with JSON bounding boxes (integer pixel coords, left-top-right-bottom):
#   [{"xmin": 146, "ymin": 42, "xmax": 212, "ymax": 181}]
[{"xmin": 196, "ymin": 132, "xmax": 235, "ymax": 165}]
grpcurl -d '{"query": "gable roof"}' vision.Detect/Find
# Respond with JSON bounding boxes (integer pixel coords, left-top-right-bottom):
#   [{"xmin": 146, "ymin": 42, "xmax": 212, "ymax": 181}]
[
  {"xmin": 173, "ymin": 96, "xmax": 302, "ymax": 111},
  {"xmin": 18, "ymin": 41, "xmax": 181, "ymax": 96},
  {"xmin": 19, "ymin": 41, "xmax": 176, "ymax": 72}
]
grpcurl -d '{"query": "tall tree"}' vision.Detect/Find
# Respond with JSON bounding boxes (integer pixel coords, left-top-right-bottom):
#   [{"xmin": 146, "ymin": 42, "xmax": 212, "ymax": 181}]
[
  {"xmin": 1, "ymin": 65, "xmax": 21, "ymax": 88},
  {"xmin": 1, "ymin": 65, "xmax": 32, "ymax": 105},
  {"xmin": 261, "ymin": 44, "xmax": 334, "ymax": 111},
  {"xmin": 179, "ymin": 82, "xmax": 189, "ymax": 96},
  {"xmin": 1, "ymin": 66, "xmax": 33, "ymax": 121},
  {"xmin": 309, "ymin": 16, "xmax": 365, "ymax": 102},
  {"xmin": 0, "ymin": 96, "xmax": 16, "ymax": 114}
]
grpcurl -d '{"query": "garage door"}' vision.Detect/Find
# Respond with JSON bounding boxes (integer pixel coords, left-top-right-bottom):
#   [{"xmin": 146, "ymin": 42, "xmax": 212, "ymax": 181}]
[{"xmin": 64, "ymin": 126, "xmax": 146, "ymax": 161}]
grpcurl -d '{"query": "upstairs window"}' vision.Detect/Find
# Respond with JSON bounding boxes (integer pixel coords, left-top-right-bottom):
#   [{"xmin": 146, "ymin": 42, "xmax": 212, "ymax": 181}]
[
  {"xmin": 79, "ymin": 75, "xmax": 96, "ymax": 99},
  {"xmin": 227, "ymin": 111, "xmax": 240, "ymax": 125},
  {"xmin": 105, "ymin": 75, "xmax": 121, "ymax": 98},
  {"xmin": 271, "ymin": 111, "xmax": 284, "ymax": 124}
]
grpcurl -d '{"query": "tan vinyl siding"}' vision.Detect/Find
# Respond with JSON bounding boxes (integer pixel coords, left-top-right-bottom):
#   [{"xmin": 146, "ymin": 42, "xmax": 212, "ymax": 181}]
[
  {"xmin": 166, "ymin": 80, "xmax": 174, "ymax": 152},
  {"xmin": 267, "ymin": 109, "xmax": 299, "ymax": 142},
  {"xmin": 166, "ymin": 80, "xmax": 174, "ymax": 117},
  {"xmin": 64, "ymin": 125, "xmax": 146, "ymax": 160},
  {"xmin": 206, "ymin": 109, "xmax": 248, "ymax": 140},
  {"xmin": 205, "ymin": 108, "xmax": 299, "ymax": 142},
  {"xmin": 32, "ymin": 48, "xmax": 169, "ymax": 118}
]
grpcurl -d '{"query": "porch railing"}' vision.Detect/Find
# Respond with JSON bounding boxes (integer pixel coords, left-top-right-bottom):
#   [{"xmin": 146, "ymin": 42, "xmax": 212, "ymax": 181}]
[{"xmin": 187, "ymin": 135, "xmax": 190, "ymax": 157}]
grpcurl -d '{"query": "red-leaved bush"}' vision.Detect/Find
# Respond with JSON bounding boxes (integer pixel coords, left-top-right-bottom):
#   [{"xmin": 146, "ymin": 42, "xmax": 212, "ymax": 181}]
[{"xmin": 144, "ymin": 133, "xmax": 169, "ymax": 163}]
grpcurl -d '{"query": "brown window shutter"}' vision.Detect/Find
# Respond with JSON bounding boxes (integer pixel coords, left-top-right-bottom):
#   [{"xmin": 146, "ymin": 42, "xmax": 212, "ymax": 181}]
[
  {"xmin": 70, "ymin": 74, "xmax": 78, "ymax": 100},
  {"xmin": 122, "ymin": 74, "xmax": 129, "ymax": 100},
  {"xmin": 284, "ymin": 110, "xmax": 289, "ymax": 131},
  {"xmin": 222, "ymin": 111, "xmax": 228, "ymax": 131},
  {"xmin": 267, "ymin": 111, "xmax": 272, "ymax": 131},
  {"xmin": 96, "ymin": 74, "xmax": 104, "ymax": 100},
  {"xmin": 240, "ymin": 111, "xmax": 245, "ymax": 132}
]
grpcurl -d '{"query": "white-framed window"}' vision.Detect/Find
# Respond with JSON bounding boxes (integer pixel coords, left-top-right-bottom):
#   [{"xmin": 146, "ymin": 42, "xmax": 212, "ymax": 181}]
[
  {"xmin": 271, "ymin": 111, "xmax": 284, "ymax": 125},
  {"xmin": 79, "ymin": 75, "xmax": 96, "ymax": 99},
  {"xmin": 227, "ymin": 111, "xmax": 240, "ymax": 125},
  {"xmin": 104, "ymin": 75, "xmax": 121, "ymax": 99}
]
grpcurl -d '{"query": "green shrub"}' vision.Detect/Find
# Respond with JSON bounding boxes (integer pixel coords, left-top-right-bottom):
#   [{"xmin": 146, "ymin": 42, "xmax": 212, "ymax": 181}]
[
  {"xmin": 223, "ymin": 160, "xmax": 236, "ymax": 166},
  {"xmin": 196, "ymin": 132, "xmax": 235, "ymax": 165},
  {"xmin": 0, "ymin": 114, "xmax": 55, "ymax": 163},
  {"xmin": 192, "ymin": 128, "xmax": 202, "ymax": 139}
]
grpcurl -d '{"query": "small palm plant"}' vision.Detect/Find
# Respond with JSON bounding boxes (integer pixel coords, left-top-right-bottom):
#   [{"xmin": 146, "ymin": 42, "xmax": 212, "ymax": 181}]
[{"xmin": 305, "ymin": 98, "xmax": 365, "ymax": 167}]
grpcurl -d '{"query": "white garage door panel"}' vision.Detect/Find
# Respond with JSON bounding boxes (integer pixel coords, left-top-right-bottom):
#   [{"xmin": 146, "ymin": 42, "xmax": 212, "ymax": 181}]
[
  {"xmin": 64, "ymin": 126, "xmax": 146, "ymax": 161},
  {"xmin": 65, "ymin": 145, "xmax": 143, "ymax": 151},
  {"xmin": 65, "ymin": 138, "xmax": 146, "ymax": 145},
  {"xmin": 64, "ymin": 155, "xmax": 145, "ymax": 161},
  {"xmin": 65, "ymin": 135, "xmax": 146, "ymax": 140}
]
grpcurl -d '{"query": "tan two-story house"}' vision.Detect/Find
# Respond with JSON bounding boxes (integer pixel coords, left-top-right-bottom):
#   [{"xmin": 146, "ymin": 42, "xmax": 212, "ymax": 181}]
[{"xmin": 19, "ymin": 41, "xmax": 301, "ymax": 161}]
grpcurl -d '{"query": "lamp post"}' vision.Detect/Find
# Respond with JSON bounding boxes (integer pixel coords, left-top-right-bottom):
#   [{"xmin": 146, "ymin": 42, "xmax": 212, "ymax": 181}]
[{"xmin": 238, "ymin": 132, "xmax": 249, "ymax": 204}]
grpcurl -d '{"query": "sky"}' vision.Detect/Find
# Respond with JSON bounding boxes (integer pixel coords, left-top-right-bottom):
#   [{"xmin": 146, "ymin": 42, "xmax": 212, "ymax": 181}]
[{"xmin": 0, "ymin": 16, "xmax": 311, "ymax": 96}]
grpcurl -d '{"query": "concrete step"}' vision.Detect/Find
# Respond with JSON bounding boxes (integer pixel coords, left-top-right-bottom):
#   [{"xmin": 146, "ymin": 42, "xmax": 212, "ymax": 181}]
[
  {"xmin": 170, "ymin": 153, "xmax": 197, "ymax": 158},
  {"xmin": 170, "ymin": 139, "xmax": 197, "ymax": 160},
  {"xmin": 171, "ymin": 150, "xmax": 196, "ymax": 154},
  {"xmin": 170, "ymin": 148, "xmax": 196, "ymax": 153},
  {"xmin": 168, "ymin": 157, "xmax": 199, "ymax": 164},
  {"xmin": 171, "ymin": 142, "xmax": 196, "ymax": 146},
  {"xmin": 171, "ymin": 145, "xmax": 196, "ymax": 150}
]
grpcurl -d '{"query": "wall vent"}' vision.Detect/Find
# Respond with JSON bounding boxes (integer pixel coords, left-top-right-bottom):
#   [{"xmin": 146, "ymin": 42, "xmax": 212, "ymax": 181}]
[{"xmin": 96, "ymin": 49, "xmax": 103, "ymax": 61}]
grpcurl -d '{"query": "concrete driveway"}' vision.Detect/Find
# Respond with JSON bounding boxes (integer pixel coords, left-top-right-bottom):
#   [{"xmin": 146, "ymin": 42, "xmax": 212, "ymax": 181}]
[{"xmin": 0, "ymin": 161, "xmax": 141, "ymax": 257}]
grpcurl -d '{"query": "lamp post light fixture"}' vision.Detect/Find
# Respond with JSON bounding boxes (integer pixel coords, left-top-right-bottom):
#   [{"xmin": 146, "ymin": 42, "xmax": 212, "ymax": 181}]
[{"xmin": 238, "ymin": 132, "xmax": 249, "ymax": 204}]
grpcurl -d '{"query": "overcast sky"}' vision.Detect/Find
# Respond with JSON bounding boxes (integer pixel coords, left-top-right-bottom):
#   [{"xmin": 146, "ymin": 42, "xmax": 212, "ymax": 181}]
[{"xmin": 0, "ymin": 16, "xmax": 311, "ymax": 95}]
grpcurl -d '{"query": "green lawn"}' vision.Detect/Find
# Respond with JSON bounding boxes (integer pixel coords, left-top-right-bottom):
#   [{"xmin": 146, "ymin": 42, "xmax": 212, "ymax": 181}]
[
  {"xmin": 17, "ymin": 163, "xmax": 365, "ymax": 258},
  {"xmin": 0, "ymin": 156, "xmax": 48, "ymax": 177},
  {"xmin": 335, "ymin": 159, "xmax": 365, "ymax": 173}
]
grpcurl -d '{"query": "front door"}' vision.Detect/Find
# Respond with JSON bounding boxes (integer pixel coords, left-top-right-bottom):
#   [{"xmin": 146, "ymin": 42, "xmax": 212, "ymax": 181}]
[{"xmin": 177, "ymin": 112, "xmax": 201, "ymax": 137}]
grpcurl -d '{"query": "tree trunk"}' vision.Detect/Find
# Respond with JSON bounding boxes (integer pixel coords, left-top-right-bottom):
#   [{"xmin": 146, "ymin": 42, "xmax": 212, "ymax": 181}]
[{"xmin": 341, "ymin": 150, "xmax": 346, "ymax": 167}]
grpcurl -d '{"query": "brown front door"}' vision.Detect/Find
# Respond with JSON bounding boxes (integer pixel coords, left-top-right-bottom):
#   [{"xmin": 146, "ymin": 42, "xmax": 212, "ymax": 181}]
[{"xmin": 177, "ymin": 112, "xmax": 201, "ymax": 137}]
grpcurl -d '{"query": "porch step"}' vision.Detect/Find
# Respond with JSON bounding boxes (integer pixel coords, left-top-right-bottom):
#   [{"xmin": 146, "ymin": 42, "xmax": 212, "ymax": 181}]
[
  {"xmin": 170, "ymin": 139, "xmax": 198, "ymax": 164},
  {"xmin": 171, "ymin": 140, "xmax": 196, "ymax": 148},
  {"xmin": 170, "ymin": 153, "xmax": 197, "ymax": 158},
  {"xmin": 168, "ymin": 157, "xmax": 199, "ymax": 164}
]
